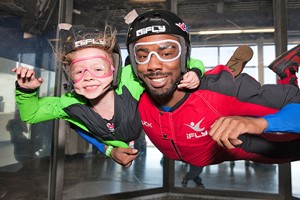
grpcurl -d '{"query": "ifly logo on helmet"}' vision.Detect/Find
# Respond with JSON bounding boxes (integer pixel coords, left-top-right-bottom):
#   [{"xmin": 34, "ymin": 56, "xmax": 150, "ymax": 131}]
[
  {"xmin": 136, "ymin": 25, "xmax": 166, "ymax": 36},
  {"xmin": 74, "ymin": 39, "xmax": 105, "ymax": 48}
]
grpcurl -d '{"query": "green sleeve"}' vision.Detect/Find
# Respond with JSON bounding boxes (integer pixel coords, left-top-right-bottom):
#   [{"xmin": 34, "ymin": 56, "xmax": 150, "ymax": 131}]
[
  {"xmin": 15, "ymin": 89, "xmax": 86, "ymax": 124},
  {"xmin": 187, "ymin": 58, "xmax": 205, "ymax": 78},
  {"xmin": 16, "ymin": 90, "xmax": 65, "ymax": 123},
  {"xmin": 115, "ymin": 64, "xmax": 145, "ymax": 101}
]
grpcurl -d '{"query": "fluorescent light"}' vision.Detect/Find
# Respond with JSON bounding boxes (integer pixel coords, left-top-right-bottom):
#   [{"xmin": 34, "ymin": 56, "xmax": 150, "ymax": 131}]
[
  {"xmin": 131, "ymin": 0, "xmax": 166, "ymax": 2},
  {"xmin": 191, "ymin": 28, "xmax": 275, "ymax": 35},
  {"xmin": 23, "ymin": 32, "xmax": 33, "ymax": 39}
]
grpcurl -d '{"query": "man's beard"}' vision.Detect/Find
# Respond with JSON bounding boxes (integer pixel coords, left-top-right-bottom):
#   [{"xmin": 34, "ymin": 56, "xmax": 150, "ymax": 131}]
[{"xmin": 143, "ymin": 72, "xmax": 182, "ymax": 100}]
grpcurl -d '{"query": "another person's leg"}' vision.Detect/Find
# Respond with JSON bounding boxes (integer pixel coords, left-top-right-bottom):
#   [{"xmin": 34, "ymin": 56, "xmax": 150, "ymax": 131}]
[
  {"xmin": 268, "ymin": 44, "xmax": 300, "ymax": 87},
  {"xmin": 182, "ymin": 165, "xmax": 205, "ymax": 188},
  {"xmin": 226, "ymin": 45, "xmax": 253, "ymax": 77},
  {"xmin": 191, "ymin": 165, "xmax": 205, "ymax": 188}
]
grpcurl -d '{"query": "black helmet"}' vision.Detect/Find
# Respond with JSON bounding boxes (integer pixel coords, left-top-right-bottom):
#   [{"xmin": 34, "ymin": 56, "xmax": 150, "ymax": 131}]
[
  {"xmin": 126, "ymin": 10, "xmax": 191, "ymax": 78},
  {"xmin": 61, "ymin": 25, "xmax": 122, "ymax": 88}
]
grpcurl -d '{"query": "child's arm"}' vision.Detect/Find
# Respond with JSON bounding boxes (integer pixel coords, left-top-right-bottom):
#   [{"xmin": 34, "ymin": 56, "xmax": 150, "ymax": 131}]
[
  {"xmin": 12, "ymin": 66, "xmax": 44, "ymax": 90},
  {"xmin": 178, "ymin": 58, "xmax": 205, "ymax": 89},
  {"xmin": 178, "ymin": 71, "xmax": 200, "ymax": 89},
  {"xmin": 187, "ymin": 57, "xmax": 205, "ymax": 77},
  {"xmin": 75, "ymin": 128, "xmax": 138, "ymax": 167},
  {"xmin": 13, "ymin": 66, "xmax": 73, "ymax": 124}
]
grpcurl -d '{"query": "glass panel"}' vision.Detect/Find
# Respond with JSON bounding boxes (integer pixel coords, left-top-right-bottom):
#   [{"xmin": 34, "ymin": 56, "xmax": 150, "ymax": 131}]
[
  {"xmin": 263, "ymin": 44, "xmax": 297, "ymax": 85},
  {"xmin": 0, "ymin": 59, "xmax": 54, "ymax": 199},
  {"xmin": 0, "ymin": 3, "xmax": 56, "ymax": 196},
  {"xmin": 263, "ymin": 45, "xmax": 277, "ymax": 84},
  {"xmin": 63, "ymin": 133, "xmax": 163, "ymax": 199},
  {"xmin": 191, "ymin": 47, "xmax": 218, "ymax": 70},
  {"xmin": 292, "ymin": 161, "xmax": 300, "ymax": 198},
  {"xmin": 175, "ymin": 160, "xmax": 278, "ymax": 193}
]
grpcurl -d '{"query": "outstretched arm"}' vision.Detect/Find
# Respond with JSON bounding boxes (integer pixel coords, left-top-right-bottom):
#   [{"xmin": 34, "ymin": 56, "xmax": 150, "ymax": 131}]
[
  {"xmin": 14, "ymin": 66, "xmax": 67, "ymax": 124},
  {"xmin": 263, "ymin": 103, "xmax": 300, "ymax": 132},
  {"xmin": 209, "ymin": 103, "xmax": 300, "ymax": 149}
]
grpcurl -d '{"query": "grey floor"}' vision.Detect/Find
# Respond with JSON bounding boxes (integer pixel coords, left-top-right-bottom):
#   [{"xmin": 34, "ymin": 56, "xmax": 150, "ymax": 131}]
[{"xmin": 1, "ymin": 145, "xmax": 300, "ymax": 200}]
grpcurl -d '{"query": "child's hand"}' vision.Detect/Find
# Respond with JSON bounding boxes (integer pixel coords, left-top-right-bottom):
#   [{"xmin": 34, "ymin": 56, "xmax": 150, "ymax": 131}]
[
  {"xmin": 12, "ymin": 66, "xmax": 43, "ymax": 90},
  {"xmin": 178, "ymin": 71, "xmax": 200, "ymax": 89}
]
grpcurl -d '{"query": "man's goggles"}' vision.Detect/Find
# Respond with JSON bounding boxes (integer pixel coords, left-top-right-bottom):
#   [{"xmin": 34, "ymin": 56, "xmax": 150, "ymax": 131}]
[
  {"xmin": 70, "ymin": 55, "xmax": 115, "ymax": 83},
  {"xmin": 133, "ymin": 39, "xmax": 182, "ymax": 65}
]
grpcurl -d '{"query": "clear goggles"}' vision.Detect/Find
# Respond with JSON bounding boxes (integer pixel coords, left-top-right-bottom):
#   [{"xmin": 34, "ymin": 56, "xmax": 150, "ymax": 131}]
[
  {"xmin": 133, "ymin": 39, "xmax": 182, "ymax": 65},
  {"xmin": 70, "ymin": 55, "xmax": 115, "ymax": 83}
]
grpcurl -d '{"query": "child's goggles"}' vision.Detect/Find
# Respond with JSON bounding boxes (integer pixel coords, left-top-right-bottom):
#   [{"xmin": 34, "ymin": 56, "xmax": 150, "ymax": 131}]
[
  {"xmin": 70, "ymin": 55, "xmax": 115, "ymax": 83},
  {"xmin": 133, "ymin": 39, "xmax": 182, "ymax": 65}
]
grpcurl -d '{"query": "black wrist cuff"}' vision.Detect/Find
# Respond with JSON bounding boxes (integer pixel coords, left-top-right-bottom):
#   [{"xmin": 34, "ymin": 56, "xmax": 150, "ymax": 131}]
[{"xmin": 15, "ymin": 81, "xmax": 38, "ymax": 94}]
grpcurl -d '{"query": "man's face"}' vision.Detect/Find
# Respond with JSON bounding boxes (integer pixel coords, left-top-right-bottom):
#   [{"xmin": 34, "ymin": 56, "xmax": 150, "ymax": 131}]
[{"xmin": 135, "ymin": 34, "xmax": 182, "ymax": 98}]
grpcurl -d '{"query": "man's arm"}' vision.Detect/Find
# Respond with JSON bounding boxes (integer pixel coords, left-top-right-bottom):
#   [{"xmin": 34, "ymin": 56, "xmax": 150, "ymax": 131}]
[
  {"xmin": 263, "ymin": 103, "xmax": 300, "ymax": 132},
  {"xmin": 209, "ymin": 103, "xmax": 300, "ymax": 149},
  {"xmin": 209, "ymin": 116, "xmax": 267, "ymax": 149}
]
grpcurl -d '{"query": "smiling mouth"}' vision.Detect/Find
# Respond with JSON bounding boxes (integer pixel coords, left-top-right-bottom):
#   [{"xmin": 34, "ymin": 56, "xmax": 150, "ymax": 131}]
[
  {"xmin": 151, "ymin": 77, "xmax": 166, "ymax": 82},
  {"xmin": 84, "ymin": 85, "xmax": 98, "ymax": 90},
  {"xmin": 146, "ymin": 76, "xmax": 168, "ymax": 88},
  {"xmin": 144, "ymin": 72, "xmax": 171, "ymax": 87}
]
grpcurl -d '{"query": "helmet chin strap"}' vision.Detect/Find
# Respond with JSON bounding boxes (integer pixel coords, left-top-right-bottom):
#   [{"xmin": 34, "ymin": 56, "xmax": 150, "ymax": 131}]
[{"xmin": 177, "ymin": 36, "xmax": 189, "ymax": 74}]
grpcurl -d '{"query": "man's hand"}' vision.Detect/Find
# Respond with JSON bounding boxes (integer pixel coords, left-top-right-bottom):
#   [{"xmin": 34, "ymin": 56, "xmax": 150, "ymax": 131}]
[
  {"xmin": 110, "ymin": 147, "xmax": 139, "ymax": 168},
  {"xmin": 208, "ymin": 116, "xmax": 268, "ymax": 149},
  {"xmin": 12, "ymin": 66, "xmax": 43, "ymax": 89}
]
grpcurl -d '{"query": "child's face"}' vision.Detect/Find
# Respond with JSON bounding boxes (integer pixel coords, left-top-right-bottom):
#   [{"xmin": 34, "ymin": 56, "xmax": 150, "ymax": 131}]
[{"xmin": 69, "ymin": 48, "xmax": 114, "ymax": 99}]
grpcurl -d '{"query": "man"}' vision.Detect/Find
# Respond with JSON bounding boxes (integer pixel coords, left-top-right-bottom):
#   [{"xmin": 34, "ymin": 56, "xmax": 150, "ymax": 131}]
[
  {"xmin": 87, "ymin": 10, "xmax": 300, "ymax": 167},
  {"xmin": 121, "ymin": 10, "xmax": 300, "ymax": 167}
]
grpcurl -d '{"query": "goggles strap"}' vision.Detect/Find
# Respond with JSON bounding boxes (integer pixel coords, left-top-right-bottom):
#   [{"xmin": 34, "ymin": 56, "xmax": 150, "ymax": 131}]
[{"xmin": 71, "ymin": 55, "xmax": 113, "ymax": 65}]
